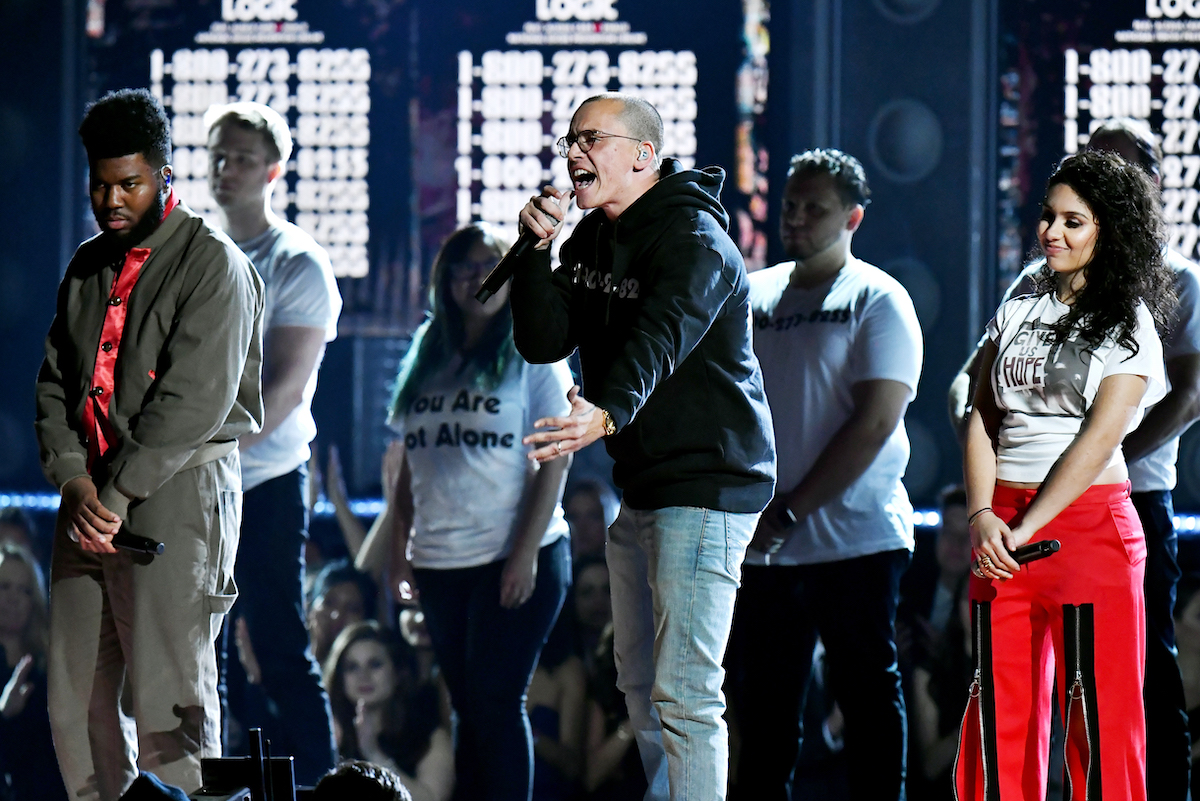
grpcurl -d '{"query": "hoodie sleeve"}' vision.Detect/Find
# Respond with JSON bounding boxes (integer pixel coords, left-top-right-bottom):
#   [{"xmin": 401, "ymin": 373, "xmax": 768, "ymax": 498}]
[
  {"xmin": 510, "ymin": 240, "xmax": 579, "ymax": 364},
  {"xmin": 592, "ymin": 225, "xmax": 736, "ymax": 432}
]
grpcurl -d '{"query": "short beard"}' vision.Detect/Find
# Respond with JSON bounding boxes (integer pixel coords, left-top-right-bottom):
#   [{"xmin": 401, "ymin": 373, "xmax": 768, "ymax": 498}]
[{"xmin": 106, "ymin": 183, "xmax": 168, "ymax": 249}]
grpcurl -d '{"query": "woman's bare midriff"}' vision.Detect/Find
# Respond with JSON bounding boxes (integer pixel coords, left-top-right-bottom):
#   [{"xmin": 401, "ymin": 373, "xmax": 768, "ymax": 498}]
[{"xmin": 997, "ymin": 462, "xmax": 1129, "ymax": 490}]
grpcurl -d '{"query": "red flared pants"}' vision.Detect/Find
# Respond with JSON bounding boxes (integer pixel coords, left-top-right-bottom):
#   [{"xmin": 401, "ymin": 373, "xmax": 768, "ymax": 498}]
[{"xmin": 956, "ymin": 482, "xmax": 1147, "ymax": 801}]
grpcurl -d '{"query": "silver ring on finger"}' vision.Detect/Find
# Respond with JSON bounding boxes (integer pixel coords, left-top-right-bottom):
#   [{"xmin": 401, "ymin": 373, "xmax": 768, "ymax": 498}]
[{"xmin": 555, "ymin": 441, "xmax": 562, "ymax": 454}]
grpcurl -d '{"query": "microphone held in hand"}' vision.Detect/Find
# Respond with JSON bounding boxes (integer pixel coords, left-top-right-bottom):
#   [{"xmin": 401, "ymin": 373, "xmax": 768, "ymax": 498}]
[
  {"xmin": 1008, "ymin": 539, "xmax": 1060, "ymax": 565},
  {"xmin": 475, "ymin": 228, "xmax": 540, "ymax": 304},
  {"xmin": 476, "ymin": 189, "xmax": 574, "ymax": 303},
  {"xmin": 113, "ymin": 530, "xmax": 165, "ymax": 555}
]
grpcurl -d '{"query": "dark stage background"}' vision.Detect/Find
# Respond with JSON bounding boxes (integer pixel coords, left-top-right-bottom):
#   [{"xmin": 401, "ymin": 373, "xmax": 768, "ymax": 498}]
[{"xmin": 5, "ymin": 0, "xmax": 1200, "ymax": 516}]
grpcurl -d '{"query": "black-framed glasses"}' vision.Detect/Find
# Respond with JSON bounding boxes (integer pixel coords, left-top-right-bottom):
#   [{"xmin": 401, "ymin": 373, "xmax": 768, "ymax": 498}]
[{"xmin": 556, "ymin": 129, "xmax": 643, "ymax": 158}]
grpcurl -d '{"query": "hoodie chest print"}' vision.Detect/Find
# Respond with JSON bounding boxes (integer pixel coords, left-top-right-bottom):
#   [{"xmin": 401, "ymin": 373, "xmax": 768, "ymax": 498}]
[{"xmin": 571, "ymin": 262, "xmax": 640, "ymax": 298}]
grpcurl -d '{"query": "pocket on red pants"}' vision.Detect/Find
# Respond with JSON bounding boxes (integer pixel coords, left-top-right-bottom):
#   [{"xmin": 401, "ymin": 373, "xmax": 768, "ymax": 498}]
[{"xmin": 1106, "ymin": 501, "xmax": 1147, "ymax": 565}]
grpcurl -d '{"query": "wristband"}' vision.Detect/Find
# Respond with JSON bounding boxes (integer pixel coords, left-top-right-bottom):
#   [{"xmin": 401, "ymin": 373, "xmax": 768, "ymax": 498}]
[{"xmin": 967, "ymin": 507, "xmax": 993, "ymax": 527}]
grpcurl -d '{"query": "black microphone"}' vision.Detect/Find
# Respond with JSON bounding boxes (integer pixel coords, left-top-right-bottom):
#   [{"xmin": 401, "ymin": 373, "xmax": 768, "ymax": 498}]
[
  {"xmin": 1009, "ymin": 538, "xmax": 1060, "ymax": 565},
  {"xmin": 113, "ymin": 530, "xmax": 165, "ymax": 555},
  {"xmin": 476, "ymin": 191, "xmax": 574, "ymax": 304},
  {"xmin": 475, "ymin": 228, "xmax": 540, "ymax": 304}
]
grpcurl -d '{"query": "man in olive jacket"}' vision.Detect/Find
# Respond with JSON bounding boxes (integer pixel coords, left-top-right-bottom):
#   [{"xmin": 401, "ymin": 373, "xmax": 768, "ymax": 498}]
[{"xmin": 34, "ymin": 89, "xmax": 263, "ymax": 801}]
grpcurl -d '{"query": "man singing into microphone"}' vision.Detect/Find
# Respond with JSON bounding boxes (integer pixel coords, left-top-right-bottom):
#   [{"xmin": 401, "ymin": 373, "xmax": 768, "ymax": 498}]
[{"xmin": 510, "ymin": 93, "xmax": 776, "ymax": 801}]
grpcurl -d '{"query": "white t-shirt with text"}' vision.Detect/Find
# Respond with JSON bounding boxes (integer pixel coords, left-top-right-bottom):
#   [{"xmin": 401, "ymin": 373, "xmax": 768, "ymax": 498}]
[
  {"xmin": 746, "ymin": 257, "xmax": 923, "ymax": 566},
  {"xmin": 392, "ymin": 355, "xmax": 573, "ymax": 569},
  {"xmin": 993, "ymin": 249, "xmax": 1200, "ymax": 490},
  {"xmin": 988, "ymin": 293, "xmax": 1166, "ymax": 482}
]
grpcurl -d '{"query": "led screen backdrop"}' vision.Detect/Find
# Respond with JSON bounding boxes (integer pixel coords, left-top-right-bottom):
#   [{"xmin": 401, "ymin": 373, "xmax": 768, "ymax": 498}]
[{"xmin": 78, "ymin": 0, "xmax": 764, "ymax": 493}]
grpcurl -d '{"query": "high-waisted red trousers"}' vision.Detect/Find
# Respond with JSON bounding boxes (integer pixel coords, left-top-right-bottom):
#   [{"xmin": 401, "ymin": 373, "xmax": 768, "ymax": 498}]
[{"xmin": 956, "ymin": 482, "xmax": 1147, "ymax": 801}]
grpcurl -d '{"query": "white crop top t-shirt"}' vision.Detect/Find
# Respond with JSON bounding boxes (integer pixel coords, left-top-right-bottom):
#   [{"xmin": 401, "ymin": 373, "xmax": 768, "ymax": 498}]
[{"xmin": 988, "ymin": 293, "xmax": 1166, "ymax": 482}]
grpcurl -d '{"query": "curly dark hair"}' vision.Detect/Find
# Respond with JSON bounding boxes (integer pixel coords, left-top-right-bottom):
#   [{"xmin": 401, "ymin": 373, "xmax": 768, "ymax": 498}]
[
  {"xmin": 78, "ymin": 88, "xmax": 172, "ymax": 168},
  {"xmin": 1031, "ymin": 150, "xmax": 1176, "ymax": 354},
  {"xmin": 787, "ymin": 149, "xmax": 871, "ymax": 207}
]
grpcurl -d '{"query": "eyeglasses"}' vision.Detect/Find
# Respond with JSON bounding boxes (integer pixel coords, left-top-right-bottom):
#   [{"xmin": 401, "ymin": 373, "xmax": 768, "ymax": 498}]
[{"xmin": 556, "ymin": 129, "xmax": 643, "ymax": 158}]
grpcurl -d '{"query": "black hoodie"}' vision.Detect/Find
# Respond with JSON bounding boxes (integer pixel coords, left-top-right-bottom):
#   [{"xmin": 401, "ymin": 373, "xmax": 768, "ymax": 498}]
[{"xmin": 511, "ymin": 159, "xmax": 776, "ymax": 513}]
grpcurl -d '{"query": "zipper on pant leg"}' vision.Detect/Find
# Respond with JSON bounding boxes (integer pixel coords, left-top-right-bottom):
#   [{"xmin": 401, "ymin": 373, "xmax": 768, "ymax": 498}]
[
  {"xmin": 1064, "ymin": 603, "xmax": 1102, "ymax": 800},
  {"xmin": 954, "ymin": 600, "xmax": 1001, "ymax": 801}
]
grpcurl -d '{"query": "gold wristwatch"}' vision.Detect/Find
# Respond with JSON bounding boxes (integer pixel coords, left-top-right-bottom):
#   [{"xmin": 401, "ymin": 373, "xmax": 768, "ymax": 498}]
[{"xmin": 600, "ymin": 408, "xmax": 617, "ymax": 437}]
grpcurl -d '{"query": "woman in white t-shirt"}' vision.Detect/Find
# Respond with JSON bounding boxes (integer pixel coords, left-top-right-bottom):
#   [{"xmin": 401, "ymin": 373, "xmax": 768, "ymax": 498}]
[
  {"xmin": 956, "ymin": 151, "xmax": 1177, "ymax": 800},
  {"xmin": 372, "ymin": 223, "xmax": 574, "ymax": 801}
]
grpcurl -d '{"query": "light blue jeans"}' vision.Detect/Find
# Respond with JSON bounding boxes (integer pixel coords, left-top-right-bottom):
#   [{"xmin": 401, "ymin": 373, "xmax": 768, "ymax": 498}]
[{"xmin": 606, "ymin": 502, "xmax": 758, "ymax": 801}]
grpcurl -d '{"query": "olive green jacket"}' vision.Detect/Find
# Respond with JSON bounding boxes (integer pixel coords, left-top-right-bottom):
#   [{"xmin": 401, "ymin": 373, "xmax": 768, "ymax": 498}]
[{"xmin": 35, "ymin": 201, "xmax": 264, "ymax": 519}]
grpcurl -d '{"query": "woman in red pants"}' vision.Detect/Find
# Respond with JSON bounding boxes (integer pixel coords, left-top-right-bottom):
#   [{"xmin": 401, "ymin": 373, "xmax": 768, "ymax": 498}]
[{"xmin": 958, "ymin": 150, "xmax": 1177, "ymax": 800}]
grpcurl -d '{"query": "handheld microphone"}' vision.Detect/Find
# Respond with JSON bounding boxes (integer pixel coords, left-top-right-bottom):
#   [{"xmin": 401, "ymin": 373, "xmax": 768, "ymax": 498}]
[
  {"xmin": 475, "ymin": 228, "xmax": 540, "ymax": 304},
  {"xmin": 971, "ymin": 539, "xmax": 1060, "ymax": 578},
  {"xmin": 1009, "ymin": 538, "xmax": 1060, "ymax": 565},
  {"xmin": 113, "ymin": 530, "xmax": 165, "ymax": 555},
  {"xmin": 475, "ymin": 191, "xmax": 573, "ymax": 303}
]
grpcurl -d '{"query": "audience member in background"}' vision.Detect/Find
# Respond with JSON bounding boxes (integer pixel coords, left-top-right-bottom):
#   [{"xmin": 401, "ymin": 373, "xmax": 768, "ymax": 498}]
[
  {"xmin": 323, "ymin": 440, "xmax": 407, "ymax": 570},
  {"xmin": 301, "ymin": 446, "xmax": 356, "ymax": 581},
  {"xmin": 897, "ymin": 485, "xmax": 973, "ymax": 672},
  {"xmin": 571, "ymin": 555, "xmax": 612, "ymax": 676},
  {"xmin": 528, "ymin": 618, "xmax": 587, "ymax": 800},
  {"xmin": 0, "ymin": 543, "xmax": 67, "ymax": 801},
  {"xmin": 909, "ymin": 575, "xmax": 971, "ymax": 800},
  {"xmin": 325, "ymin": 621, "xmax": 453, "ymax": 801},
  {"xmin": 307, "ymin": 442, "xmax": 402, "ymax": 628},
  {"xmin": 308, "ymin": 559, "xmax": 376, "ymax": 667},
  {"xmin": 0, "ymin": 510, "xmax": 41, "ymax": 569},
  {"xmin": 582, "ymin": 623, "xmax": 647, "ymax": 801},
  {"xmin": 562, "ymin": 478, "xmax": 619, "ymax": 561},
  {"xmin": 358, "ymin": 222, "xmax": 574, "ymax": 801},
  {"xmin": 313, "ymin": 759, "xmax": 414, "ymax": 801}
]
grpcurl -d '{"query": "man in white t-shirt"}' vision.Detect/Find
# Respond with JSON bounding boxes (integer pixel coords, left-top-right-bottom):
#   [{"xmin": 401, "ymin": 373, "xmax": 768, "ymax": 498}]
[
  {"xmin": 206, "ymin": 102, "xmax": 342, "ymax": 784},
  {"xmin": 949, "ymin": 119, "xmax": 1200, "ymax": 799},
  {"xmin": 727, "ymin": 149, "xmax": 922, "ymax": 801}
]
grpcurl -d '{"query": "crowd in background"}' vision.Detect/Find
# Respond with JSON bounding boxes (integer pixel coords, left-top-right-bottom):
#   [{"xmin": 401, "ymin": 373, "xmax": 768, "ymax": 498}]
[
  {"xmin": 16, "ymin": 457, "xmax": 1200, "ymax": 799},
  {"xmin": 0, "ymin": 454, "xmax": 653, "ymax": 800}
]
